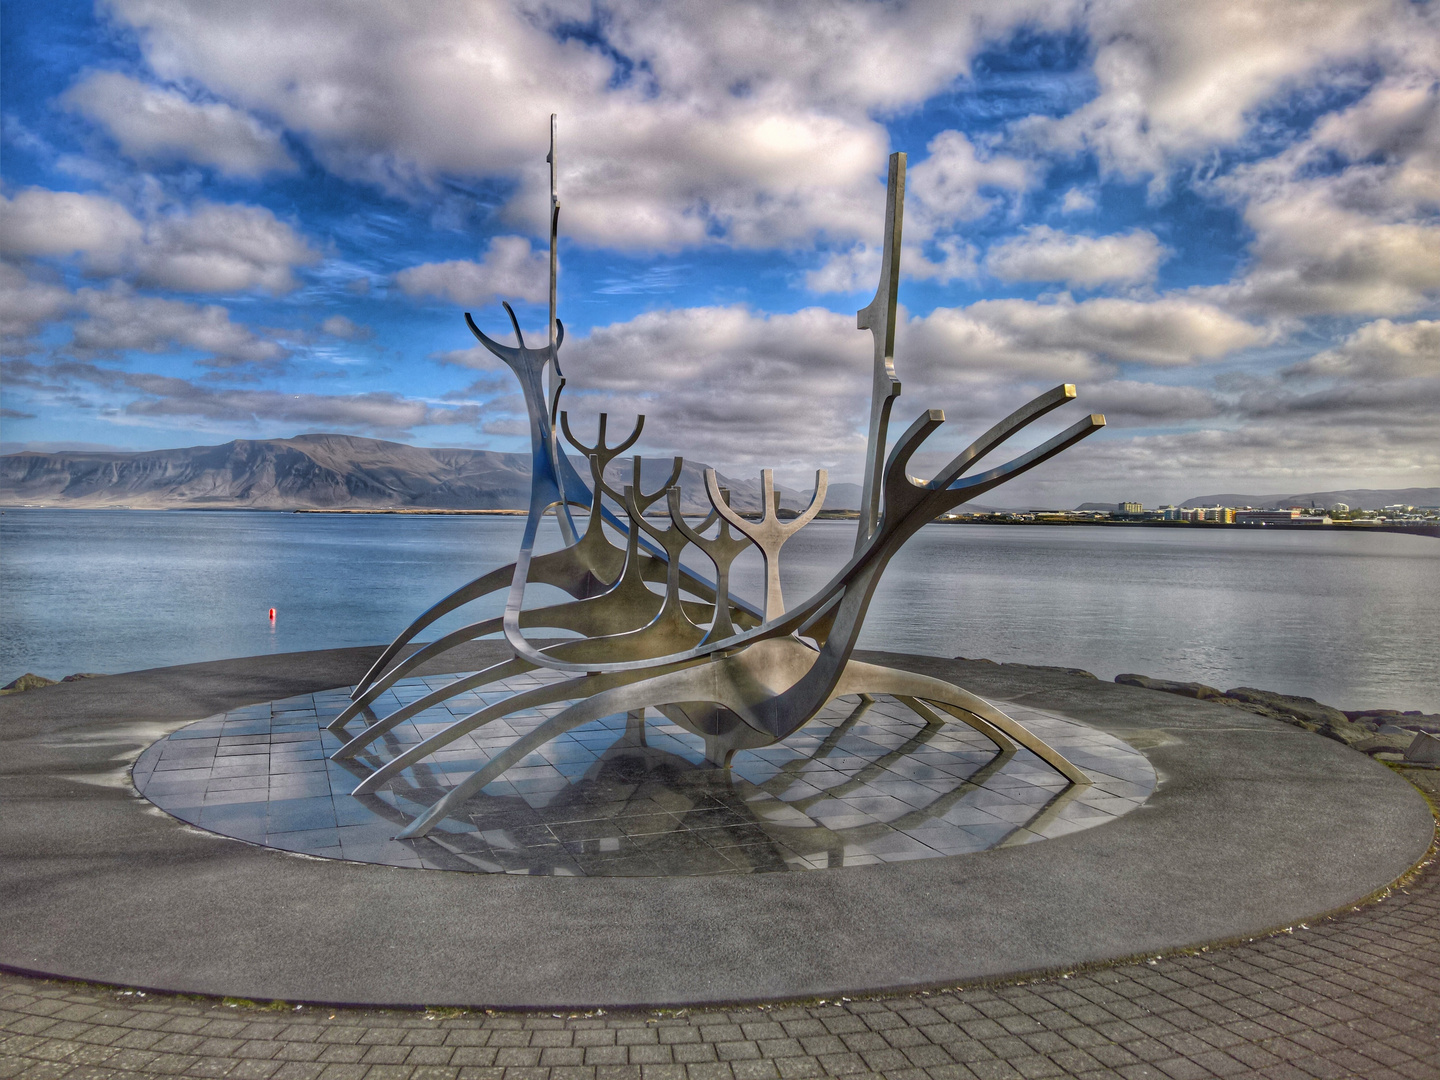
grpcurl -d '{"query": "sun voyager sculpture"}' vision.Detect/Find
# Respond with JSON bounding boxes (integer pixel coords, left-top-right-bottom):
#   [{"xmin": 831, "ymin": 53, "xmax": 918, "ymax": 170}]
[{"xmin": 331, "ymin": 118, "xmax": 1106, "ymax": 839}]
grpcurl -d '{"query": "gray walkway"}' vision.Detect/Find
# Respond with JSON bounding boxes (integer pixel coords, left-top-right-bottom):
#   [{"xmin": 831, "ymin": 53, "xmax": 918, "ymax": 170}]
[
  {"xmin": 2, "ymin": 648, "xmax": 1430, "ymax": 1008},
  {"xmin": 1, "ymin": 766, "xmax": 1436, "ymax": 1080}
]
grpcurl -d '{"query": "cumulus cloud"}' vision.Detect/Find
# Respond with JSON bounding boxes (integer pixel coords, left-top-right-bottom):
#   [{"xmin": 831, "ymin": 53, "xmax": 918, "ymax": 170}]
[
  {"xmin": 1079, "ymin": 380, "xmax": 1222, "ymax": 424},
  {"xmin": 1235, "ymin": 374, "xmax": 1440, "ymax": 426},
  {"xmin": 62, "ymin": 71, "xmax": 296, "ymax": 177},
  {"xmin": 132, "ymin": 203, "xmax": 319, "ymax": 293},
  {"xmin": 1208, "ymin": 74, "xmax": 1440, "ymax": 318},
  {"xmin": 69, "ymin": 285, "xmax": 288, "ymax": 369},
  {"xmin": 985, "ymin": 226, "xmax": 1169, "ymax": 288},
  {"xmin": 0, "ymin": 188, "xmax": 318, "ymax": 294},
  {"xmin": 395, "ymin": 236, "xmax": 549, "ymax": 305},
  {"xmin": 530, "ymin": 305, "xmax": 872, "ymax": 472},
  {"xmin": 1060, "ymin": 187, "xmax": 1096, "ymax": 214},
  {"xmin": 805, "ymin": 237, "xmax": 977, "ymax": 293},
  {"xmin": 454, "ymin": 292, "xmax": 1271, "ymax": 476},
  {"xmin": 0, "ymin": 264, "xmax": 73, "ymax": 341},
  {"xmin": 906, "ymin": 130, "xmax": 1035, "ymax": 224},
  {"xmin": 0, "ymin": 189, "xmax": 142, "ymax": 262},
  {"xmin": 1214, "ymin": 183, "xmax": 1440, "ymax": 317},
  {"xmin": 1004, "ymin": 418, "xmax": 1439, "ymax": 507},
  {"xmin": 320, "ymin": 315, "xmax": 368, "ymax": 340},
  {"xmin": 0, "ymin": 266, "xmax": 289, "ymax": 370},
  {"xmin": 2, "ymin": 356, "xmax": 480, "ymax": 437},
  {"xmin": 1287, "ymin": 318, "xmax": 1440, "ymax": 380},
  {"xmin": 1020, "ymin": 0, "xmax": 1420, "ymax": 180},
  {"xmin": 905, "ymin": 295, "xmax": 1270, "ymax": 375},
  {"xmin": 96, "ymin": 0, "xmax": 1072, "ymax": 251}
]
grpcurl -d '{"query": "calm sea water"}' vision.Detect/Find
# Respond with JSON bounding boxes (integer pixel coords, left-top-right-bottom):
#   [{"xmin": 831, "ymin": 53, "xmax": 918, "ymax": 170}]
[{"xmin": 2, "ymin": 510, "xmax": 1436, "ymax": 713}]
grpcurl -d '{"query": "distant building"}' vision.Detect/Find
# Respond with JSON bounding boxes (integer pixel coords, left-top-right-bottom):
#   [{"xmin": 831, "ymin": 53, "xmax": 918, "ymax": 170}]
[
  {"xmin": 1328, "ymin": 502, "xmax": 1349, "ymax": 514},
  {"xmin": 1117, "ymin": 501, "xmax": 1143, "ymax": 514},
  {"xmin": 1236, "ymin": 509, "xmax": 1301, "ymax": 525},
  {"xmin": 1199, "ymin": 507, "xmax": 1234, "ymax": 523}
]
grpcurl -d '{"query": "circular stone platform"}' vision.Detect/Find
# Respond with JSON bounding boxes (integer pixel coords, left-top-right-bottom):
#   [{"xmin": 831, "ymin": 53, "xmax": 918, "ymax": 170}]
[
  {"xmin": 0, "ymin": 643, "xmax": 1432, "ymax": 1009},
  {"xmin": 132, "ymin": 672, "xmax": 1154, "ymax": 876}
]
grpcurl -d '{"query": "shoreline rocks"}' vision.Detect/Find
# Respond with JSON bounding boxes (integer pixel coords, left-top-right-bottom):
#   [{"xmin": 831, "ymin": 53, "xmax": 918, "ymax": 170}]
[
  {"xmin": 1113, "ymin": 673, "xmax": 1440, "ymax": 760},
  {"xmin": 0, "ymin": 672, "xmax": 106, "ymax": 695}
]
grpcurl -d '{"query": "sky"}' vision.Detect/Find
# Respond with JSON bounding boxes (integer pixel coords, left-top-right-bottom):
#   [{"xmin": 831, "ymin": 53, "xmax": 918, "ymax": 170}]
[{"xmin": 1, "ymin": 0, "xmax": 1438, "ymax": 506}]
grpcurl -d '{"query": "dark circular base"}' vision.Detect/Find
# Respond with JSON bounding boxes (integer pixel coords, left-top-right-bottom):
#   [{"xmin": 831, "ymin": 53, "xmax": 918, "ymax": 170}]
[
  {"xmin": 132, "ymin": 670, "xmax": 1154, "ymax": 876},
  {"xmin": 0, "ymin": 644, "xmax": 1431, "ymax": 1009}
]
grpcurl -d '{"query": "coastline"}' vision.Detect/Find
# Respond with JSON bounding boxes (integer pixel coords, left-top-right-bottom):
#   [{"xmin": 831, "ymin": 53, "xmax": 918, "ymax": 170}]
[{"xmin": 3, "ymin": 503, "xmax": 1435, "ymax": 537}]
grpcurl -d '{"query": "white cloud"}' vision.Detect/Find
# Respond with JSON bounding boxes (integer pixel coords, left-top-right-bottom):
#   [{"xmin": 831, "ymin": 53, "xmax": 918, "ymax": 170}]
[
  {"xmin": 0, "ymin": 188, "xmax": 318, "ymax": 295},
  {"xmin": 1080, "ymin": 380, "xmax": 1222, "ymax": 424},
  {"xmin": 134, "ymin": 203, "xmax": 319, "ymax": 294},
  {"xmin": 62, "ymin": 71, "xmax": 296, "ymax": 177},
  {"xmin": 906, "ymin": 130, "xmax": 1035, "ymax": 225},
  {"xmin": 1288, "ymin": 318, "xmax": 1440, "ymax": 379},
  {"xmin": 0, "ymin": 264, "xmax": 73, "ymax": 341},
  {"xmin": 599, "ymin": 0, "xmax": 1076, "ymax": 115},
  {"xmin": 805, "ymin": 237, "xmax": 977, "ymax": 294},
  {"xmin": 4, "ymin": 356, "xmax": 480, "ymax": 436},
  {"xmin": 1021, "ymin": 0, "xmax": 1420, "ymax": 180},
  {"xmin": 320, "ymin": 315, "xmax": 367, "ymax": 340},
  {"xmin": 985, "ymin": 226, "xmax": 1168, "ymax": 288},
  {"xmin": 0, "ymin": 264, "xmax": 289, "ymax": 370},
  {"xmin": 459, "ymin": 292, "xmax": 1270, "ymax": 477},
  {"xmin": 0, "ymin": 188, "xmax": 142, "ymax": 262},
  {"xmin": 805, "ymin": 245, "xmax": 880, "ymax": 294},
  {"xmin": 98, "ymin": 0, "xmax": 1073, "ymax": 252},
  {"xmin": 1306, "ymin": 76, "xmax": 1440, "ymax": 211},
  {"xmin": 907, "ymin": 238, "xmax": 981, "ymax": 284},
  {"xmin": 394, "ymin": 236, "xmax": 549, "ymax": 306},
  {"xmin": 1233, "ymin": 189, "xmax": 1440, "ymax": 317},
  {"xmin": 70, "ymin": 285, "xmax": 288, "ymax": 369},
  {"xmin": 1204, "ymin": 72, "xmax": 1440, "ymax": 318},
  {"xmin": 539, "ymin": 304, "xmax": 873, "ymax": 472},
  {"xmin": 1060, "ymin": 187, "xmax": 1096, "ymax": 214},
  {"xmin": 1004, "ymin": 419, "xmax": 1439, "ymax": 507},
  {"xmin": 906, "ymin": 295, "xmax": 1270, "ymax": 375}
]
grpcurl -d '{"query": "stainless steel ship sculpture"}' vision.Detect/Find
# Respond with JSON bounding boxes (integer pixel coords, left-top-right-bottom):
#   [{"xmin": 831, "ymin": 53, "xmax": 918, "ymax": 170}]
[{"xmin": 332, "ymin": 118, "xmax": 1106, "ymax": 838}]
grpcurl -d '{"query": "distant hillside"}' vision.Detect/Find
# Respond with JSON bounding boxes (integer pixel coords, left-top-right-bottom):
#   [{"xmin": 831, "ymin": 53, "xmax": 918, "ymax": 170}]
[
  {"xmin": 1070, "ymin": 489, "xmax": 1440, "ymax": 512},
  {"xmin": 0, "ymin": 435, "xmax": 534, "ymax": 510},
  {"xmin": 0, "ymin": 434, "xmax": 861, "ymax": 513},
  {"xmin": 1179, "ymin": 488, "xmax": 1440, "ymax": 510}
]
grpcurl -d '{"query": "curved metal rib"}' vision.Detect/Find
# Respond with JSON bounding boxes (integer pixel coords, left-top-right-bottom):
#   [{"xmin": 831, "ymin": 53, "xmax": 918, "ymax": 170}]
[
  {"xmin": 351, "ymin": 562, "xmax": 515, "ymax": 698},
  {"xmin": 669, "ymin": 486, "xmax": 751, "ymax": 643},
  {"xmin": 331, "ymin": 656, "xmax": 534, "ymax": 752}
]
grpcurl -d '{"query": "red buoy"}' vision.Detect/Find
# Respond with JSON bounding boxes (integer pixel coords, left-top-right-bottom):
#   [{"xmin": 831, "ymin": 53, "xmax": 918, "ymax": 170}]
[{"xmin": 268, "ymin": 608, "xmax": 276, "ymax": 621}]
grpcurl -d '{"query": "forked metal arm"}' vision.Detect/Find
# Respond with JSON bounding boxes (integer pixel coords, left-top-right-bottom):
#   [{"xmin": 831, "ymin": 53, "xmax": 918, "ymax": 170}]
[
  {"xmin": 705, "ymin": 468, "xmax": 828, "ymax": 620},
  {"xmin": 669, "ymin": 487, "xmax": 751, "ymax": 643}
]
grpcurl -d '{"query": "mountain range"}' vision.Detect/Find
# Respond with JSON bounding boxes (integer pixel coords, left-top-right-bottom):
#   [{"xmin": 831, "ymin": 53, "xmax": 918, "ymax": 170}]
[
  {"xmin": 0, "ymin": 434, "xmax": 860, "ymax": 513},
  {"xmin": 4, "ymin": 435, "xmax": 1431, "ymax": 513}
]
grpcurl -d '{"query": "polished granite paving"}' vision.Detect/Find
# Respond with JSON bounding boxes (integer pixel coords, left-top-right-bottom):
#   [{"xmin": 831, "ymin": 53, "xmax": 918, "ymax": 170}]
[{"xmin": 132, "ymin": 670, "xmax": 1155, "ymax": 877}]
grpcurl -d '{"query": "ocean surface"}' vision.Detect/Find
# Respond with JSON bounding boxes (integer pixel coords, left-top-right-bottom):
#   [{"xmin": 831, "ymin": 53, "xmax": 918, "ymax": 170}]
[{"xmin": 2, "ymin": 509, "xmax": 1436, "ymax": 713}]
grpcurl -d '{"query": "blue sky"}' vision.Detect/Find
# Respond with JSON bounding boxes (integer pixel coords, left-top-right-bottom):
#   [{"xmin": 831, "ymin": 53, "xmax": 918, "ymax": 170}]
[{"xmin": 2, "ymin": 0, "xmax": 1437, "ymax": 504}]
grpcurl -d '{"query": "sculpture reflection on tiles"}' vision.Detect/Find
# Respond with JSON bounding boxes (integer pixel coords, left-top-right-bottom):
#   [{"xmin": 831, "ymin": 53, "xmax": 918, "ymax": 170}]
[{"xmin": 333, "ymin": 118, "xmax": 1107, "ymax": 839}]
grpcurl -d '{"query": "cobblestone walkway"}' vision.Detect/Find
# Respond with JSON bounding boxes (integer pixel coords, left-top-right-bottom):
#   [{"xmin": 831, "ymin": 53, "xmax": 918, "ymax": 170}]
[{"xmin": 3, "ymin": 770, "xmax": 1435, "ymax": 1080}]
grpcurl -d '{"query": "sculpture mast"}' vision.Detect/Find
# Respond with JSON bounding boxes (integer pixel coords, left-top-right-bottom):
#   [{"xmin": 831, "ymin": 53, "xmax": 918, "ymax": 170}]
[
  {"xmin": 545, "ymin": 113, "xmax": 577, "ymax": 545},
  {"xmin": 854, "ymin": 153, "xmax": 905, "ymax": 552}
]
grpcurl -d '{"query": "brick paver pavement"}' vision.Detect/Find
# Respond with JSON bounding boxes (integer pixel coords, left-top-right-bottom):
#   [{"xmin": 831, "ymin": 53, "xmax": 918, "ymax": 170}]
[{"xmin": 3, "ymin": 769, "xmax": 1435, "ymax": 1080}]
